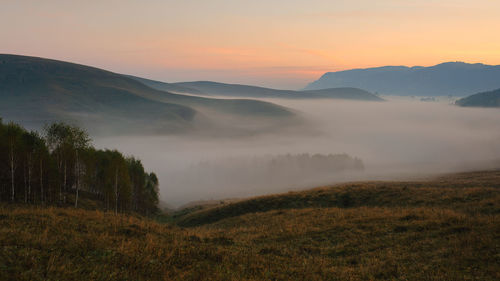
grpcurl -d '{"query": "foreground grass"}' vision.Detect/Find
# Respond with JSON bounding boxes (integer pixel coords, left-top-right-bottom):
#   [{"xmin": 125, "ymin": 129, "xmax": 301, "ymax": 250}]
[{"xmin": 1, "ymin": 170, "xmax": 500, "ymax": 280}]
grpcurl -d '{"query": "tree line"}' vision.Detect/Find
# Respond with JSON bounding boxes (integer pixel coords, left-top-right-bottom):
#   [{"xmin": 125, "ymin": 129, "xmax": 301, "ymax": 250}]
[
  {"xmin": 0, "ymin": 119, "xmax": 159, "ymax": 215},
  {"xmin": 167, "ymin": 153, "xmax": 364, "ymax": 199}
]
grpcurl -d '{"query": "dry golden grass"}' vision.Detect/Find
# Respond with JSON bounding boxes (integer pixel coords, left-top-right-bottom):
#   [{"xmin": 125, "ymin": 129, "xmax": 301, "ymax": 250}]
[
  {"xmin": 176, "ymin": 170, "xmax": 500, "ymax": 227},
  {"xmin": 1, "ymin": 170, "xmax": 499, "ymax": 280}
]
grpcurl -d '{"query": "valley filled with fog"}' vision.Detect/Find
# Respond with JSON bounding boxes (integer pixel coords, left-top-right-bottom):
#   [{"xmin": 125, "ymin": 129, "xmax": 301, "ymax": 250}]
[{"xmin": 94, "ymin": 97, "xmax": 500, "ymax": 207}]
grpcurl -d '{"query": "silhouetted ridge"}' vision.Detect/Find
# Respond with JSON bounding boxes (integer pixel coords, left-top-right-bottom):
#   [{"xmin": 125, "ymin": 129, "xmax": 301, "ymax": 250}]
[
  {"xmin": 140, "ymin": 80, "xmax": 383, "ymax": 100},
  {"xmin": 305, "ymin": 62, "xmax": 500, "ymax": 96},
  {"xmin": 456, "ymin": 88, "xmax": 500, "ymax": 107}
]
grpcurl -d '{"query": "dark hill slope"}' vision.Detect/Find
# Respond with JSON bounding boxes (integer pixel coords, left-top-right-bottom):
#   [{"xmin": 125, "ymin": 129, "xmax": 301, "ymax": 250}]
[
  {"xmin": 456, "ymin": 88, "xmax": 500, "ymax": 107},
  {"xmin": 0, "ymin": 55, "xmax": 293, "ymax": 134},
  {"xmin": 140, "ymin": 80, "xmax": 383, "ymax": 101},
  {"xmin": 0, "ymin": 55, "xmax": 195, "ymax": 133},
  {"xmin": 305, "ymin": 62, "xmax": 500, "ymax": 96}
]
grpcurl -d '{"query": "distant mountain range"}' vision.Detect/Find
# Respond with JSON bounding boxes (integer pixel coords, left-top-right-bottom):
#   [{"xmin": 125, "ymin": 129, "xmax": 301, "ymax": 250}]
[
  {"xmin": 305, "ymin": 62, "xmax": 500, "ymax": 96},
  {"xmin": 0, "ymin": 55, "xmax": 293, "ymax": 135},
  {"xmin": 456, "ymin": 88, "xmax": 500, "ymax": 108},
  {"xmin": 132, "ymin": 78, "xmax": 383, "ymax": 101}
]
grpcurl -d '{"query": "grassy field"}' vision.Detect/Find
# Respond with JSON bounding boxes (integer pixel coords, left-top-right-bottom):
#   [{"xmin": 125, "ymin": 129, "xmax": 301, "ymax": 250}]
[{"xmin": 1, "ymin": 170, "xmax": 499, "ymax": 280}]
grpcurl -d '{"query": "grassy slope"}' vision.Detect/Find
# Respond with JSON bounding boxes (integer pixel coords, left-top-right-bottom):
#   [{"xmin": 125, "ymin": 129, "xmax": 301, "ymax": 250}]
[
  {"xmin": 1, "ymin": 170, "xmax": 500, "ymax": 280},
  {"xmin": 0, "ymin": 55, "xmax": 196, "ymax": 132},
  {"xmin": 175, "ymin": 170, "xmax": 500, "ymax": 227}
]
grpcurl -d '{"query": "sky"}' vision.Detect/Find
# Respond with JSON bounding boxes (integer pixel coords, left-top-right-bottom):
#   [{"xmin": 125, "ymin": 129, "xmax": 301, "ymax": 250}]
[{"xmin": 2, "ymin": 0, "xmax": 500, "ymax": 89}]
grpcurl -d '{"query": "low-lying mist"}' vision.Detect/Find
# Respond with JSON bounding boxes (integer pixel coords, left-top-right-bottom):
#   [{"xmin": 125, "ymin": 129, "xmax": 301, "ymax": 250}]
[{"xmin": 94, "ymin": 97, "xmax": 500, "ymax": 208}]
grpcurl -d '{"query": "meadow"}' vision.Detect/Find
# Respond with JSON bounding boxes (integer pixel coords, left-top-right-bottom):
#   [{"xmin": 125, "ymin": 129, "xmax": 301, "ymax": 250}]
[{"xmin": 0, "ymin": 170, "xmax": 499, "ymax": 280}]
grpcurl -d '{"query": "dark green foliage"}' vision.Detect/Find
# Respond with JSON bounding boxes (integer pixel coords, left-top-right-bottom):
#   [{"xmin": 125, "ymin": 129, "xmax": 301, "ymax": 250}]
[
  {"xmin": 455, "ymin": 88, "xmax": 500, "ymax": 107},
  {"xmin": 0, "ymin": 119, "xmax": 159, "ymax": 215}
]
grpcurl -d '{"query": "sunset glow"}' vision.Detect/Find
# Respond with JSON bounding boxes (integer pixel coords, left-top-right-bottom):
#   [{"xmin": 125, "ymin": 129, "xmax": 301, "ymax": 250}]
[{"xmin": 2, "ymin": 0, "xmax": 500, "ymax": 88}]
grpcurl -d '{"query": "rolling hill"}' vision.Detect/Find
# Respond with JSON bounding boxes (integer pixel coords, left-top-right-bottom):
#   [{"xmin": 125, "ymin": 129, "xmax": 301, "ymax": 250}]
[
  {"xmin": 0, "ymin": 54, "xmax": 294, "ymax": 134},
  {"xmin": 128, "ymin": 75, "xmax": 204, "ymax": 95},
  {"xmin": 305, "ymin": 62, "xmax": 500, "ymax": 96},
  {"xmin": 1, "ymin": 170, "xmax": 499, "ymax": 280},
  {"xmin": 456, "ymin": 88, "xmax": 500, "ymax": 107},
  {"xmin": 301, "ymin": 87, "xmax": 383, "ymax": 101},
  {"xmin": 134, "ymin": 79, "xmax": 383, "ymax": 101}
]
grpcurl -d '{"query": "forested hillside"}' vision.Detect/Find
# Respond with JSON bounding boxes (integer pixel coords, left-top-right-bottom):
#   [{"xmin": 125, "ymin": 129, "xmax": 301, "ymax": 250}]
[
  {"xmin": 455, "ymin": 88, "xmax": 500, "ymax": 107},
  {"xmin": 0, "ymin": 119, "xmax": 158, "ymax": 215},
  {"xmin": 168, "ymin": 153, "xmax": 364, "ymax": 204}
]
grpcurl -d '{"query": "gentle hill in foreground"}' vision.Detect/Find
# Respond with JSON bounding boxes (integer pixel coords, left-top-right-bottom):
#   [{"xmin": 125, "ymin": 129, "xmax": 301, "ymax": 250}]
[
  {"xmin": 1, "ymin": 170, "xmax": 499, "ymax": 280},
  {"xmin": 135, "ymin": 79, "xmax": 383, "ymax": 101},
  {"xmin": 455, "ymin": 88, "xmax": 500, "ymax": 107},
  {"xmin": 305, "ymin": 62, "xmax": 500, "ymax": 96},
  {"xmin": 174, "ymin": 170, "xmax": 500, "ymax": 227},
  {"xmin": 0, "ymin": 54, "xmax": 293, "ymax": 134}
]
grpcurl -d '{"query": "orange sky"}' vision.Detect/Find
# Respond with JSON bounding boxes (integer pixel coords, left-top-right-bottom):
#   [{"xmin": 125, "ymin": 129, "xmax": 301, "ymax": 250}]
[{"xmin": 2, "ymin": 0, "xmax": 500, "ymax": 89}]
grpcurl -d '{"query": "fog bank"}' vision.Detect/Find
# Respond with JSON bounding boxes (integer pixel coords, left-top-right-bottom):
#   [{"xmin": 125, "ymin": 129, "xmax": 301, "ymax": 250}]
[{"xmin": 94, "ymin": 98, "xmax": 500, "ymax": 207}]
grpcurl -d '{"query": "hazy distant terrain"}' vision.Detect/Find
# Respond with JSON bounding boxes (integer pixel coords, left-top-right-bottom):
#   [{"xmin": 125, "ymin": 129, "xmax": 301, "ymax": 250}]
[
  {"xmin": 0, "ymin": 54, "xmax": 294, "ymax": 135},
  {"xmin": 136, "ymin": 79, "xmax": 383, "ymax": 101},
  {"xmin": 2, "ymin": 54, "xmax": 500, "ymax": 207},
  {"xmin": 168, "ymin": 153, "xmax": 364, "ymax": 204},
  {"xmin": 456, "ymin": 88, "xmax": 500, "ymax": 107},
  {"xmin": 95, "ymin": 98, "xmax": 500, "ymax": 206},
  {"xmin": 305, "ymin": 62, "xmax": 500, "ymax": 96},
  {"xmin": 128, "ymin": 75, "xmax": 204, "ymax": 95}
]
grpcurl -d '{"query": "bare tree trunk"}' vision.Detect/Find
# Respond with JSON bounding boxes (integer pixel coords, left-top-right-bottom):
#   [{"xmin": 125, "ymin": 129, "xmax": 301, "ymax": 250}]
[
  {"xmin": 28, "ymin": 154, "xmax": 31, "ymax": 204},
  {"xmin": 10, "ymin": 142, "xmax": 15, "ymax": 203},
  {"xmin": 115, "ymin": 167, "xmax": 118, "ymax": 215},
  {"xmin": 63, "ymin": 160, "xmax": 67, "ymax": 204},
  {"xmin": 40, "ymin": 157, "xmax": 43, "ymax": 204},
  {"xmin": 59, "ymin": 159, "xmax": 62, "ymax": 203},
  {"xmin": 75, "ymin": 150, "xmax": 79, "ymax": 208},
  {"xmin": 24, "ymin": 162, "xmax": 27, "ymax": 203}
]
